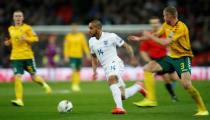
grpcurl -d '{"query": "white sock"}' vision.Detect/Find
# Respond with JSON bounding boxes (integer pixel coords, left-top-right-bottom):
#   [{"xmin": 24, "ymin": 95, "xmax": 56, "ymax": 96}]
[
  {"xmin": 110, "ymin": 84, "xmax": 123, "ymax": 109},
  {"xmin": 125, "ymin": 84, "xmax": 141, "ymax": 99}
]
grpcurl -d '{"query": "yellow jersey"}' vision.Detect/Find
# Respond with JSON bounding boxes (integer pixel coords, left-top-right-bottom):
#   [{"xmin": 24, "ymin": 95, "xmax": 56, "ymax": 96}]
[
  {"xmin": 64, "ymin": 32, "xmax": 89, "ymax": 58},
  {"xmin": 158, "ymin": 21, "xmax": 193, "ymax": 58},
  {"xmin": 8, "ymin": 24, "xmax": 38, "ymax": 60}
]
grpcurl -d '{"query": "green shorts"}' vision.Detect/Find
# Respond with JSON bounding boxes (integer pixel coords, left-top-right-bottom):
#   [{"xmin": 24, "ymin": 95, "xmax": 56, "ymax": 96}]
[
  {"xmin": 11, "ymin": 59, "xmax": 37, "ymax": 75},
  {"xmin": 156, "ymin": 56, "xmax": 192, "ymax": 78},
  {"xmin": 69, "ymin": 58, "xmax": 82, "ymax": 70}
]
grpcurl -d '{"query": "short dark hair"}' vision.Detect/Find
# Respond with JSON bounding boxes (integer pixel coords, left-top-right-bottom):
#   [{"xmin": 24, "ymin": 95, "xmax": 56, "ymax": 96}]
[
  {"xmin": 90, "ymin": 20, "xmax": 102, "ymax": 29},
  {"xmin": 14, "ymin": 10, "xmax": 24, "ymax": 14},
  {"xmin": 164, "ymin": 6, "xmax": 178, "ymax": 17}
]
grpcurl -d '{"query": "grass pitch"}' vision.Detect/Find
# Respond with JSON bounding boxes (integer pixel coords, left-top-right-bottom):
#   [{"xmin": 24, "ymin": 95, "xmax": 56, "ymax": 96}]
[{"xmin": 0, "ymin": 80, "xmax": 209, "ymax": 120}]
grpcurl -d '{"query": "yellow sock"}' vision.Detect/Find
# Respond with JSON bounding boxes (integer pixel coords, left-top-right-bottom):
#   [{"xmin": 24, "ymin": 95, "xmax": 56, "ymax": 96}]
[
  {"xmin": 72, "ymin": 71, "xmax": 80, "ymax": 86},
  {"xmin": 15, "ymin": 75, "xmax": 23, "ymax": 100},
  {"xmin": 144, "ymin": 71, "xmax": 156, "ymax": 101},
  {"xmin": 186, "ymin": 86, "xmax": 207, "ymax": 111},
  {"xmin": 33, "ymin": 75, "xmax": 48, "ymax": 87}
]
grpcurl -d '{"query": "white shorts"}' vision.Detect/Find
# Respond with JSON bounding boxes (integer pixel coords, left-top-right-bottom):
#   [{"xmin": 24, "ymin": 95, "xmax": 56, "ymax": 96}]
[{"xmin": 103, "ymin": 59, "xmax": 125, "ymax": 87}]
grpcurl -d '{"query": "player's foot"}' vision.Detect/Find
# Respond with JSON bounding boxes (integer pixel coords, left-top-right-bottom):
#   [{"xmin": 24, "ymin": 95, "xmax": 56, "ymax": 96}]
[
  {"xmin": 136, "ymin": 82, "xmax": 147, "ymax": 97},
  {"xmin": 133, "ymin": 98, "xmax": 157, "ymax": 107},
  {"xmin": 112, "ymin": 108, "xmax": 127, "ymax": 114},
  {"xmin": 193, "ymin": 110, "xmax": 209, "ymax": 116},
  {"xmin": 11, "ymin": 99, "xmax": 24, "ymax": 107},
  {"xmin": 171, "ymin": 96, "xmax": 178, "ymax": 103},
  {"xmin": 71, "ymin": 85, "xmax": 81, "ymax": 92},
  {"xmin": 44, "ymin": 84, "xmax": 52, "ymax": 94}
]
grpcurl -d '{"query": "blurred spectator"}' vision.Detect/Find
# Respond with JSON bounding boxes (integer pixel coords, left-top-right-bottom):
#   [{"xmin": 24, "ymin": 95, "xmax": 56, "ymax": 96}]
[
  {"xmin": 42, "ymin": 34, "xmax": 60, "ymax": 80},
  {"xmin": 43, "ymin": 34, "xmax": 60, "ymax": 68}
]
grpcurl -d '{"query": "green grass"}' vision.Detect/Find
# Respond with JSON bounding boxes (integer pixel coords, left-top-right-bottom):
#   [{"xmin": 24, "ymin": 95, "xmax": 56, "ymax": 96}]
[{"xmin": 0, "ymin": 81, "xmax": 209, "ymax": 120}]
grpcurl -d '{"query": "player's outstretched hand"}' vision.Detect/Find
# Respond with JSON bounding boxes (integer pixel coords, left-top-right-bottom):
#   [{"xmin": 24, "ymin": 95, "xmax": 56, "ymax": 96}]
[
  {"xmin": 4, "ymin": 40, "xmax": 11, "ymax": 46},
  {"xmin": 127, "ymin": 35, "xmax": 140, "ymax": 41},
  {"xmin": 130, "ymin": 57, "xmax": 138, "ymax": 67}
]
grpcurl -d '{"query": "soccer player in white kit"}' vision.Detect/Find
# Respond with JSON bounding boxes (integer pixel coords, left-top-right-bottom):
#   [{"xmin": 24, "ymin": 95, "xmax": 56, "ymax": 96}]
[{"xmin": 88, "ymin": 20, "xmax": 146, "ymax": 114}]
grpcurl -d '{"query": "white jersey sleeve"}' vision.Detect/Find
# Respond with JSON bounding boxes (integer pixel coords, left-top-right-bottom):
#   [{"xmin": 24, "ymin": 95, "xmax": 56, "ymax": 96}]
[
  {"xmin": 88, "ymin": 38, "xmax": 95, "ymax": 54},
  {"xmin": 113, "ymin": 33, "xmax": 124, "ymax": 47},
  {"xmin": 90, "ymin": 46, "xmax": 95, "ymax": 54}
]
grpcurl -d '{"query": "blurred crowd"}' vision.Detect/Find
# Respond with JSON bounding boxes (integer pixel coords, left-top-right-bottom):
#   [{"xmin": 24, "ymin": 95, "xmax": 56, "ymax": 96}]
[{"xmin": 0, "ymin": 0, "xmax": 210, "ymax": 67}]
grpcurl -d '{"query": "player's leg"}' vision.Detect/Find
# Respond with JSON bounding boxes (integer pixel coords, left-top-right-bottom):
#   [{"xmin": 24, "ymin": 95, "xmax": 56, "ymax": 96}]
[
  {"xmin": 162, "ymin": 73, "xmax": 178, "ymax": 102},
  {"xmin": 169, "ymin": 71, "xmax": 179, "ymax": 89},
  {"xmin": 106, "ymin": 60, "xmax": 127, "ymax": 114},
  {"xmin": 108, "ymin": 75, "xmax": 126, "ymax": 114},
  {"xmin": 173, "ymin": 57, "xmax": 208, "ymax": 116},
  {"xmin": 134, "ymin": 61, "xmax": 162, "ymax": 107},
  {"xmin": 26, "ymin": 59, "xmax": 52, "ymax": 94},
  {"xmin": 11, "ymin": 60, "xmax": 24, "ymax": 106},
  {"xmin": 31, "ymin": 75, "xmax": 52, "ymax": 94},
  {"xmin": 144, "ymin": 61, "xmax": 158, "ymax": 101},
  {"xmin": 123, "ymin": 81, "xmax": 146, "ymax": 99},
  {"xmin": 181, "ymin": 72, "xmax": 208, "ymax": 116},
  {"xmin": 70, "ymin": 58, "xmax": 82, "ymax": 92}
]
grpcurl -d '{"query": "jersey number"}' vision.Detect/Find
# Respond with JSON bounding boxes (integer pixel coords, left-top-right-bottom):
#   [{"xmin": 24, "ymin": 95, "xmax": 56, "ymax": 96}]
[
  {"xmin": 97, "ymin": 49, "xmax": 104, "ymax": 56},
  {"xmin": 180, "ymin": 63, "xmax": 185, "ymax": 70}
]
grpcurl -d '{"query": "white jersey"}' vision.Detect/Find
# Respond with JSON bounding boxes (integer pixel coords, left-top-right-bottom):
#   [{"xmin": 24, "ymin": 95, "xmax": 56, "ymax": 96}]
[{"xmin": 89, "ymin": 32, "xmax": 124, "ymax": 67}]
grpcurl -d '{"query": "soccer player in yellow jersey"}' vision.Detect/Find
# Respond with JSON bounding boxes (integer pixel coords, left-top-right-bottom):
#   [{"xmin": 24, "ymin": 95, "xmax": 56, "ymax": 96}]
[
  {"xmin": 63, "ymin": 24, "xmax": 90, "ymax": 92},
  {"xmin": 135, "ymin": 6, "xmax": 209, "ymax": 116},
  {"xmin": 4, "ymin": 10, "xmax": 52, "ymax": 107}
]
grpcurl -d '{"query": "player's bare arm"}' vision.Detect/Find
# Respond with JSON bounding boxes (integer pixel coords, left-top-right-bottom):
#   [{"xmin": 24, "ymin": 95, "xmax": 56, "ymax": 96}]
[
  {"xmin": 63, "ymin": 39, "xmax": 69, "ymax": 63},
  {"xmin": 86, "ymin": 53, "xmax": 91, "ymax": 60},
  {"xmin": 121, "ymin": 42, "xmax": 134, "ymax": 58},
  {"xmin": 91, "ymin": 53, "xmax": 98, "ymax": 79},
  {"xmin": 4, "ymin": 38, "xmax": 11, "ymax": 46},
  {"xmin": 128, "ymin": 35, "xmax": 148, "ymax": 41},
  {"xmin": 121, "ymin": 42, "xmax": 138, "ymax": 66},
  {"xmin": 142, "ymin": 31, "xmax": 172, "ymax": 45}
]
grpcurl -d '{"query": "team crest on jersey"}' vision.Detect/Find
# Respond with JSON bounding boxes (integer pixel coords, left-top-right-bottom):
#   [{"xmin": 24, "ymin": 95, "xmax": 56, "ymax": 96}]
[{"xmin": 104, "ymin": 40, "xmax": 108, "ymax": 46}]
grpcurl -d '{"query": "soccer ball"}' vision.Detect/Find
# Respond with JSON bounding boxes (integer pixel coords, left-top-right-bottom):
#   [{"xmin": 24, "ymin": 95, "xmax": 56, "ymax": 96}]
[{"xmin": 57, "ymin": 100, "xmax": 73, "ymax": 113}]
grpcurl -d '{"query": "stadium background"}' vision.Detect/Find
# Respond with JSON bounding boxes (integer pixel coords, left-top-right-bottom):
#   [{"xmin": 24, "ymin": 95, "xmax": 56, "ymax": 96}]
[
  {"xmin": 0, "ymin": 0, "xmax": 210, "ymax": 81},
  {"xmin": 0, "ymin": 1, "xmax": 210, "ymax": 120}
]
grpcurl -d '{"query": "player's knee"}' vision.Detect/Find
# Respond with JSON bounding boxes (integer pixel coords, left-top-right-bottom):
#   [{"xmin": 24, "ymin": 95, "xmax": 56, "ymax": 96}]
[
  {"xmin": 73, "ymin": 69, "xmax": 80, "ymax": 72},
  {"xmin": 143, "ymin": 61, "xmax": 155, "ymax": 72},
  {"xmin": 162, "ymin": 76, "xmax": 171, "ymax": 83},
  {"xmin": 108, "ymin": 76, "xmax": 118, "ymax": 86},
  {"xmin": 183, "ymin": 84, "xmax": 191, "ymax": 89},
  {"xmin": 181, "ymin": 80, "xmax": 192, "ymax": 89},
  {"xmin": 143, "ymin": 65, "xmax": 152, "ymax": 72},
  {"xmin": 15, "ymin": 74, "xmax": 22, "ymax": 77},
  {"xmin": 181, "ymin": 73, "xmax": 192, "ymax": 89},
  {"xmin": 14, "ymin": 74, "xmax": 22, "ymax": 79},
  {"xmin": 74, "ymin": 67, "xmax": 81, "ymax": 71}
]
